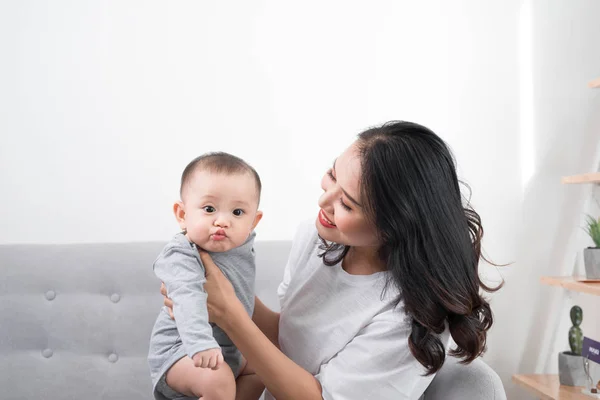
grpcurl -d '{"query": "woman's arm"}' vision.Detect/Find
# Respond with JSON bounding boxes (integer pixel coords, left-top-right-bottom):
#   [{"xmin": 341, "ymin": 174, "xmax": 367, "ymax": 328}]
[
  {"xmin": 223, "ymin": 302, "xmax": 322, "ymax": 400},
  {"xmin": 252, "ymin": 296, "xmax": 280, "ymax": 348},
  {"xmin": 200, "ymin": 252, "xmax": 322, "ymax": 400}
]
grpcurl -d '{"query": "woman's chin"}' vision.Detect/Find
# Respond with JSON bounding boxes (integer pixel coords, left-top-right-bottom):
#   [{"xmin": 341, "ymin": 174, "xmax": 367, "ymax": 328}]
[{"xmin": 315, "ymin": 219, "xmax": 337, "ymax": 241}]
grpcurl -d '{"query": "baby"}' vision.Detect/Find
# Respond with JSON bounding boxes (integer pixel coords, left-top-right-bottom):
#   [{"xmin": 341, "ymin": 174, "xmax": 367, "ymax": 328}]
[{"xmin": 148, "ymin": 152, "xmax": 263, "ymax": 400}]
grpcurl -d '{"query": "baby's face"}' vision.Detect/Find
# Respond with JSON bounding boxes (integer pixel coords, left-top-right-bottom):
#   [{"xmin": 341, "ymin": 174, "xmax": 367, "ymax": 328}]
[{"xmin": 178, "ymin": 170, "xmax": 261, "ymax": 252}]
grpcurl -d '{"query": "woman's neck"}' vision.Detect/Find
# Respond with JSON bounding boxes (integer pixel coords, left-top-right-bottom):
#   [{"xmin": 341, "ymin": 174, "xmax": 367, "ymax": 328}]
[{"xmin": 342, "ymin": 246, "xmax": 386, "ymax": 275}]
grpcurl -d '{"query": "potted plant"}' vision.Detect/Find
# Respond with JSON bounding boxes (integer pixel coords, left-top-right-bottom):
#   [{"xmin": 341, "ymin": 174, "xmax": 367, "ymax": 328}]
[
  {"xmin": 558, "ymin": 305, "xmax": 587, "ymax": 386},
  {"xmin": 584, "ymin": 215, "xmax": 600, "ymax": 279}
]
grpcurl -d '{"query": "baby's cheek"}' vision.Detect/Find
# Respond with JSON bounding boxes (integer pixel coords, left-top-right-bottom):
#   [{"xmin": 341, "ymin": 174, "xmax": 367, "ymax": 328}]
[
  {"xmin": 227, "ymin": 231, "xmax": 247, "ymax": 247},
  {"xmin": 187, "ymin": 230, "xmax": 205, "ymax": 246}
]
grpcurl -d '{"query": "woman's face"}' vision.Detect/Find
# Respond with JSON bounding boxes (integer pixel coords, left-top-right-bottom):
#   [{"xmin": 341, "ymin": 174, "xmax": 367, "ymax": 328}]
[{"xmin": 316, "ymin": 142, "xmax": 380, "ymax": 248}]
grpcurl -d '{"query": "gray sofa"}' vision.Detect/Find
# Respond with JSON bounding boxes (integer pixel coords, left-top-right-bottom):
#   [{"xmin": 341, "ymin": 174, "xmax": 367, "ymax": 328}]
[{"xmin": 0, "ymin": 240, "xmax": 506, "ymax": 400}]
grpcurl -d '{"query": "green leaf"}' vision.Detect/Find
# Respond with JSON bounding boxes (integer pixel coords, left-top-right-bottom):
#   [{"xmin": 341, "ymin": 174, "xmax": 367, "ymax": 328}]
[{"xmin": 585, "ymin": 214, "xmax": 600, "ymax": 247}]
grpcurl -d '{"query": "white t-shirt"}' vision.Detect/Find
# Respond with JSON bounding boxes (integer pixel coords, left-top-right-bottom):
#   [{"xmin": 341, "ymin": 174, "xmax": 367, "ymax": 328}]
[{"xmin": 264, "ymin": 220, "xmax": 450, "ymax": 400}]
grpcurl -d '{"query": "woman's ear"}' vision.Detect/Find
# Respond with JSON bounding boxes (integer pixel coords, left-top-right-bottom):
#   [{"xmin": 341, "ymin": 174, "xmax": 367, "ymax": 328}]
[
  {"xmin": 173, "ymin": 201, "xmax": 187, "ymax": 231},
  {"xmin": 251, "ymin": 210, "xmax": 263, "ymax": 231}
]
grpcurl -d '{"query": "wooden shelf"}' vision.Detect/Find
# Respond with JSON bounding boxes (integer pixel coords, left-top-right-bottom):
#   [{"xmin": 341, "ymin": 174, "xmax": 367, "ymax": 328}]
[
  {"xmin": 512, "ymin": 374, "xmax": 592, "ymax": 399},
  {"xmin": 541, "ymin": 276, "xmax": 600, "ymax": 296},
  {"xmin": 561, "ymin": 173, "xmax": 600, "ymax": 184},
  {"xmin": 590, "ymin": 77, "xmax": 600, "ymax": 88}
]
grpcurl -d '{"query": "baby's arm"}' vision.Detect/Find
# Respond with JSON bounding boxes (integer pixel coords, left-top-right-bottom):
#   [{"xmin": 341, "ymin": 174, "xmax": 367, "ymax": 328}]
[{"xmin": 154, "ymin": 245, "xmax": 221, "ymax": 367}]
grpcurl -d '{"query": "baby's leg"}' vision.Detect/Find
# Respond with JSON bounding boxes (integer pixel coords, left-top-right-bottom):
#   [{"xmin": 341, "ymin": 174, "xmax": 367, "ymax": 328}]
[
  {"xmin": 166, "ymin": 356, "xmax": 236, "ymax": 400},
  {"xmin": 235, "ymin": 357, "xmax": 265, "ymax": 400}
]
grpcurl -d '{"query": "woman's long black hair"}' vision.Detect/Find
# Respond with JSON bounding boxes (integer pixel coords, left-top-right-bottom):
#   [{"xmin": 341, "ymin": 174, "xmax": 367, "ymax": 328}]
[{"xmin": 319, "ymin": 121, "xmax": 501, "ymax": 375}]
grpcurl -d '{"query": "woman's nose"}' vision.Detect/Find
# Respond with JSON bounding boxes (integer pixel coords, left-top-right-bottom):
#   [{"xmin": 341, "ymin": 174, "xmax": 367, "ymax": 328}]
[{"xmin": 318, "ymin": 180, "xmax": 338, "ymax": 211}]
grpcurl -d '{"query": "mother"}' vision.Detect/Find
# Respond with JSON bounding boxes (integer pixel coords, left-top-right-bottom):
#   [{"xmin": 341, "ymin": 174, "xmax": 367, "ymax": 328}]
[{"xmin": 164, "ymin": 121, "xmax": 499, "ymax": 399}]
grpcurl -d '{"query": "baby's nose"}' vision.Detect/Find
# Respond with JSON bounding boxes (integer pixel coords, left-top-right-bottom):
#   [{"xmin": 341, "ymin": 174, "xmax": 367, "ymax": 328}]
[{"xmin": 214, "ymin": 214, "xmax": 231, "ymax": 227}]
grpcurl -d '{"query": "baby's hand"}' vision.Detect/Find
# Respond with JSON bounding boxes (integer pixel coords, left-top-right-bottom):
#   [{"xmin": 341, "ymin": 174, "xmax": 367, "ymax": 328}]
[{"xmin": 192, "ymin": 348, "xmax": 224, "ymax": 370}]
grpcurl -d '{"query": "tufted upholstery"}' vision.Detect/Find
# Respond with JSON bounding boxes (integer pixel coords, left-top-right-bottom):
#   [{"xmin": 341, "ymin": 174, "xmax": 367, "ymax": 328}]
[{"xmin": 0, "ymin": 241, "xmax": 505, "ymax": 400}]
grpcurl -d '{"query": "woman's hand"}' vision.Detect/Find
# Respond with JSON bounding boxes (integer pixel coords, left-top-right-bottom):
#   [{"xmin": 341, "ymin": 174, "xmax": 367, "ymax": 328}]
[
  {"xmin": 160, "ymin": 252, "xmax": 242, "ymax": 325},
  {"xmin": 160, "ymin": 283, "xmax": 175, "ymax": 319},
  {"xmin": 199, "ymin": 251, "xmax": 243, "ymax": 327}
]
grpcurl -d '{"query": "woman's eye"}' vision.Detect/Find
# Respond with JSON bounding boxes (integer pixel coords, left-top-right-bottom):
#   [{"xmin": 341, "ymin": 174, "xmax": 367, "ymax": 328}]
[
  {"xmin": 327, "ymin": 169, "xmax": 336, "ymax": 182},
  {"xmin": 203, "ymin": 206, "xmax": 215, "ymax": 213},
  {"xmin": 233, "ymin": 209, "xmax": 244, "ymax": 216},
  {"xmin": 339, "ymin": 198, "xmax": 351, "ymax": 211}
]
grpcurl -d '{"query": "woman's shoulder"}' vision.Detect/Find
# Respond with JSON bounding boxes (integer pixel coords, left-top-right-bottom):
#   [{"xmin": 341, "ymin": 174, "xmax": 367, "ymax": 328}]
[
  {"xmin": 294, "ymin": 218, "xmax": 318, "ymax": 239},
  {"xmin": 290, "ymin": 219, "xmax": 320, "ymax": 252}
]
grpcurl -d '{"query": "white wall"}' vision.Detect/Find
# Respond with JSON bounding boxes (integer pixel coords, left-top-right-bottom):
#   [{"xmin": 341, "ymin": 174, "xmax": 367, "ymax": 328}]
[
  {"xmin": 486, "ymin": 1, "xmax": 600, "ymax": 398},
  {"xmin": 0, "ymin": 1, "xmax": 521, "ymax": 252}
]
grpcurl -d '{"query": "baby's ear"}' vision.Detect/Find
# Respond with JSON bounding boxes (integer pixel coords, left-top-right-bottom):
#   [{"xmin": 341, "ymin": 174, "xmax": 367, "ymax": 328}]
[
  {"xmin": 251, "ymin": 210, "xmax": 263, "ymax": 231},
  {"xmin": 173, "ymin": 201, "xmax": 187, "ymax": 230}
]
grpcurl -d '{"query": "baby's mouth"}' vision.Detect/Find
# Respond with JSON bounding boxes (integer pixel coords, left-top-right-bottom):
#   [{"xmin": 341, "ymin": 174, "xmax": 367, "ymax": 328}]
[{"xmin": 211, "ymin": 229, "xmax": 227, "ymax": 241}]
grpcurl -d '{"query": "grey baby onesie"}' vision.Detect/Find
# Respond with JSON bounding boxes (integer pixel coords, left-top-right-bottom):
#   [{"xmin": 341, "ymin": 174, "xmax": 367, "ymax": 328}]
[{"xmin": 148, "ymin": 231, "xmax": 256, "ymax": 400}]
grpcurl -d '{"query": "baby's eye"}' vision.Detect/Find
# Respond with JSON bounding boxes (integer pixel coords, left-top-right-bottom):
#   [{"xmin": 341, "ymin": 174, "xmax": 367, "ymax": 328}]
[
  {"xmin": 233, "ymin": 209, "xmax": 244, "ymax": 216},
  {"xmin": 203, "ymin": 206, "xmax": 215, "ymax": 213}
]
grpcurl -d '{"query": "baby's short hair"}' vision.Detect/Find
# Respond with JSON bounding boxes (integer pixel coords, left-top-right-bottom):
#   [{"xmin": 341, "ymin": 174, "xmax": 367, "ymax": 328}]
[{"xmin": 180, "ymin": 152, "xmax": 262, "ymax": 203}]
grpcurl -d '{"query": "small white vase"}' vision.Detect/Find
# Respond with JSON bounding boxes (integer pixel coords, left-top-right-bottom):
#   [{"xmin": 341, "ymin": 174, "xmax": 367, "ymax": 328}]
[
  {"xmin": 558, "ymin": 351, "xmax": 587, "ymax": 386},
  {"xmin": 584, "ymin": 248, "xmax": 600, "ymax": 279}
]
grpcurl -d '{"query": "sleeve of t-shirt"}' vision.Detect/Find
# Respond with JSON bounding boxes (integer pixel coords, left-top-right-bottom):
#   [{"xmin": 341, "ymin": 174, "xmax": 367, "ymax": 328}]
[
  {"xmin": 277, "ymin": 219, "xmax": 317, "ymax": 308},
  {"xmin": 315, "ymin": 310, "xmax": 438, "ymax": 400},
  {"xmin": 153, "ymin": 245, "xmax": 220, "ymax": 358}
]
